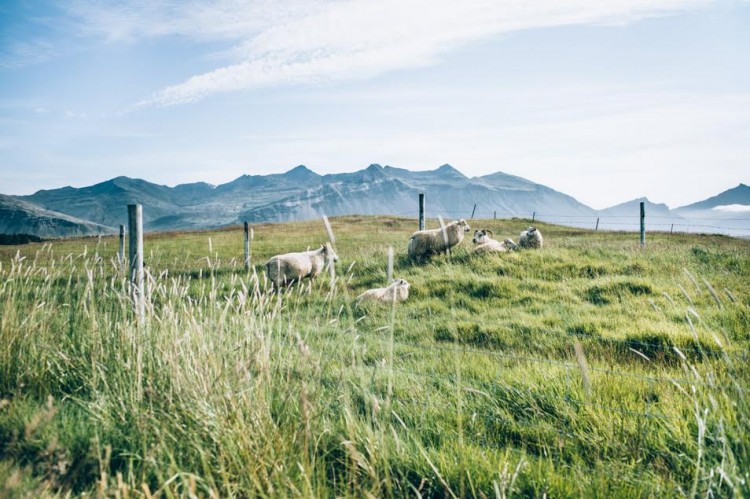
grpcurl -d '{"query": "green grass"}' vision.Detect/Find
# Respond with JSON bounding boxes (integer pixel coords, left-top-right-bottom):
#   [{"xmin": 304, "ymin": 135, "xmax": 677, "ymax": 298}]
[{"xmin": 1, "ymin": 216, "xmax": 748, "ymax": 497}]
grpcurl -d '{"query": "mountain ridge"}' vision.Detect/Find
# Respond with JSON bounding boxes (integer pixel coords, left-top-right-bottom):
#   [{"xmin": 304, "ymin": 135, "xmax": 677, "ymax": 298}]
[
  {"xmin": 676, "ymin": 183, "xmax": 750, "ymax": 212},
  {"xmin": 12, "ymin": 164, "xmax": 594, "ymax": 233},
  {"xmin": 5, "ymin": 166, "xmax": 749, "ymax": 237},
  {"xmin": 0, "ymin": 194, "xmax": 115, "ymax": 238}
]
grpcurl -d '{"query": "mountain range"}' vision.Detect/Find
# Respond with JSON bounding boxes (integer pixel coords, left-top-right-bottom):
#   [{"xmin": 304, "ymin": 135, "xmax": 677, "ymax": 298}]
[{"xmin": 1, "ymin": 165, "xmax": 748, "ymax": 238}]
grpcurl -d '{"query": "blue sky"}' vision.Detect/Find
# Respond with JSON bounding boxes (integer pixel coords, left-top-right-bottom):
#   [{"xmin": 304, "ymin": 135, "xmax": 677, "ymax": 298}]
[{"xmin": 1, "ymin": 0, "xmax": 748, "ymax": 209}]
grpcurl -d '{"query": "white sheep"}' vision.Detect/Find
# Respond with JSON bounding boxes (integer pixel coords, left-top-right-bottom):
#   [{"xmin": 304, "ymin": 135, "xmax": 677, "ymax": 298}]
[
  {"xmin": 266, "ymin": 242, "xmax": 339, "ymax": 289},
  {"xmin": 471, "ymin": 229, "xmax": 517, "ymax": 254},
  {"xmin": 356, "ymin": 278, "xmax": 411, "ymax": 304},
  {"xmin": 519, "ymin": 226, "xmax": 544, "ymax": 249},
  {"xmin": 407, "ymin": 219, "xmax": 471, "ymax": 260}
]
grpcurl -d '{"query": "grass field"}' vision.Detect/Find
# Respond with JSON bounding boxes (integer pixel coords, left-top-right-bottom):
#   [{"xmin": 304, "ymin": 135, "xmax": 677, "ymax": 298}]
[{"xmin": 1, "ymin": 216, "xmax": 748, "ymax": 497}]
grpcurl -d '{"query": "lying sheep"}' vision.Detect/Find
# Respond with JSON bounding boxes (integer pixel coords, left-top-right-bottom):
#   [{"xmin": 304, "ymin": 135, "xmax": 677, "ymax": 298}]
[
  {"xmin": 266, "ymin": 242, "xmax": 338, "ymax": 289},
  {"xmin": 519, "ymin": 226, "xmax": 544, "ymax": 249},
  {"xmin": 356, "ymin": 278, "xmax": 410, "ymax": 304},
  {"xmin": 407, "ymin": 219, "xmax": 470, "ymax": 260},
  {"xmin": 471, "ymin": 229, "xmax": 518, "ymax": 254}
]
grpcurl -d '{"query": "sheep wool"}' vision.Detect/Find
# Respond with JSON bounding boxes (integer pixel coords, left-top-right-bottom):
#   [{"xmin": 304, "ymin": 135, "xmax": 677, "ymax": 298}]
[
  {"xmin": 472, "ymin": 229, "xmax": 518, "ymax": 254},
  {"xmin": 266, "ymin": 242, "xmax": 339, "ymax": 289},
  {"xmin": 407, "ymin": 219, "xmax": 471, "ymax": 260},
  {"xmin": 472, "ymin": 229, "xmax": 517, "ymax": 254},
  {"xmin": 357, "ymin": 278, "xmax": 411, "ymax": 304},
  {"xmin": 519, "ymin": 227, "xmax": 544, "ymax": 249}
]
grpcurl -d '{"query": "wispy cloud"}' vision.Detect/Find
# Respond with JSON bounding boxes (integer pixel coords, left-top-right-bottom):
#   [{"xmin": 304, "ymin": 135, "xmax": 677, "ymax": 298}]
[
  {"xmin": 0, "ymin": 39, "xmax": 61, "ymax": 69},
  {"xmin": 54, "ymin": 0, "xmax": 711, "ymax": 106},
  {"xmin": 62, "ymin": 0, "xmax": 326, "ymax": 42}
]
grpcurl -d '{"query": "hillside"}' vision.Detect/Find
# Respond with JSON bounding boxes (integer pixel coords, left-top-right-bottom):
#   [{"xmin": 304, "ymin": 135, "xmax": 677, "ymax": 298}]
[
  {"xmin": 1, "ymin": 217, "xmax": 748, "ymax": 496},
  {"xmin": 19, "ymin": 176, "xmax": 213, "ymax": 231},
  {"xmin": 0, "ymin": 194, "xmax": 114, "ymax": 238}
]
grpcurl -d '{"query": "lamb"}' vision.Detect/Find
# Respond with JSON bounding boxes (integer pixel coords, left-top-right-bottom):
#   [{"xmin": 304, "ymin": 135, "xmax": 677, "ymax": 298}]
[
  {"xmin": 471, "ymin": 229, "xmax": 518, "ymax": 254},
  {"xmin": 518, "ymin": 226, "xmax": 544, "ymax": 249},
  {"xmin": 407, "ymin": 219, "xmax": 471, "ymax": 260},
  {"xmin": 356, "ymin": 278, "xmax": 410, "ymax": 304},
  {"xmin": 265, "ymin": 242, "xmax": 339, "ymax": 289}
]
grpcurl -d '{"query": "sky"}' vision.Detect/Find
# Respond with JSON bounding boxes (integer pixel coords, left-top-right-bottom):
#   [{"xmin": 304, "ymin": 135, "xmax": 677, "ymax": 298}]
[{"xmin": 0, "ymin": 0, "xmax": 748, "ymax": 209}]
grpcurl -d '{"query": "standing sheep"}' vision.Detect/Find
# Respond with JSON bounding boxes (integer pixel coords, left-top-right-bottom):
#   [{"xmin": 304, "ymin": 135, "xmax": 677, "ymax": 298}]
[
  {"xmin": 356, "ymin": 278, "xmax": 410, "ymax": 304},
  {"xmin": 407, "ymin": 219, "xmax": 471, "ymax": 260},
  {"xmin": 519, "ymin": 227, "xmax": 544, "ymax": 249},
  {"xmin": 266, "ymin": 242, "xmax": 339, "ymax": 289},
  {"xmin": 472, "ymin": 229, "xmax": 518, "ymax": 254}
]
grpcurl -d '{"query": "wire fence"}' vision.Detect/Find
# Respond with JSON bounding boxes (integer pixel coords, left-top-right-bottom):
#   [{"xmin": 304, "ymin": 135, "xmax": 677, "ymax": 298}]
[{"xmin": 380, "ymin": 208, "xmax": 750, "ymax": 236}]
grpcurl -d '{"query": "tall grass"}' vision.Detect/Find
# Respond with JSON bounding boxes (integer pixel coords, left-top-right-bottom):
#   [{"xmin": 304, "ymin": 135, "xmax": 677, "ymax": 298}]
[{"xmin": 0, "ymin": 217, "xmax": 748, "ymax": 496}]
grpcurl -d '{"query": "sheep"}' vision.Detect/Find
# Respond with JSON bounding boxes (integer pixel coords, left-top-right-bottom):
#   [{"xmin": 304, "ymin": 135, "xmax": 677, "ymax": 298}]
[
  {"xmin": 518, "ymin": 226, "xmax": 544, "ymax": 249},
  {"xmin": 356, "ymin": 278, "xmax": 410, "ymax": 304},
  {"xmin": 407, "ymin": 219, "xmax": 471, "ymax": 260},
  {"xmin": 471, "ymin": 229, "xmax": 518, "ymax": 254},
  {"xmin": 265, "ymin": 242, "xmax": 338, "ymax": 289}
]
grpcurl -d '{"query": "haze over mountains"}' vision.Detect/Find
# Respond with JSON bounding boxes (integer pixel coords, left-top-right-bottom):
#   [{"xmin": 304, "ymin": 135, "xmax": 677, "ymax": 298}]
[{"xmin": 1, "ymin": 165, "xmax": 748, "ymax": 238}]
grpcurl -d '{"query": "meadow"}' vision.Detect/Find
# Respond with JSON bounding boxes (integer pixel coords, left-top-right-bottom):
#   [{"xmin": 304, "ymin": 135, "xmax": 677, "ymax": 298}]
[{"xmin": 0, "ymin": 216, "xmax": 748, "ymax": 497}]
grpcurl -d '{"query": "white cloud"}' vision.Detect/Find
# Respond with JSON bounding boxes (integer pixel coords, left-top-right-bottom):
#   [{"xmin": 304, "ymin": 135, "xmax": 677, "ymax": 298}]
[
  {"xmin": 713, "ymin": 204, "xmax": 750, "ymax": 212},
  {"xmin": 55, "ymin": 0, "xmax": 711, "ymax": 106}
]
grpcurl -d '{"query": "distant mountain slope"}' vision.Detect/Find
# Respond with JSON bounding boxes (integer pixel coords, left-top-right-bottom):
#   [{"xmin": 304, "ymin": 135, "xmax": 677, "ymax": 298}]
[
  {"xmin": 21, "ymin": 177, "xmax": 195, "ymax": 230},
  {"xmin": 242, "ymin": 174, "xmax": 417, "ymax": 222},
  {"xmin": 676, "ymin": 184, "xmax": 750, "ymax": 212},
  {"xmin": 598, "ymin": 198, "xmax": 673, "ymax": 218},
  {"xmin": 12, "ymin": 164, "xmax": 595, "ymax": 234},
  {"xmin": 0, "ymin": 194, "xmax": 114, "ymax": 238}
]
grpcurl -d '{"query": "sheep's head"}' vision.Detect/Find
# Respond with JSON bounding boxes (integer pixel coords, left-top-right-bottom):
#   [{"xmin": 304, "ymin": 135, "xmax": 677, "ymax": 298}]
[
  {"xmin": 457, "ymin": 218, "xmax": 471, "ymax": 232},
  {"xmin": 322, "ymin": 242, "xmax": 339, "ymax": 262},
  {"xmin": 526, "ymin": 226, "xmax": 537, "ymax": 234},
  {"xmin": 472, "ymin": 229, "xmax": 492, "ymax": 245},
  {"xmin": 393, "ymin": 278, "xmax": 410, "ymax": 289}
]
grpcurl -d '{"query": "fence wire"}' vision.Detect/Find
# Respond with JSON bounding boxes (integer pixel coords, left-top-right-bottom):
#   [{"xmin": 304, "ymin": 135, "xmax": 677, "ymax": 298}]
[{"xmin": 381, "ymin": 209, "xmax": 750, "ymax": 234}]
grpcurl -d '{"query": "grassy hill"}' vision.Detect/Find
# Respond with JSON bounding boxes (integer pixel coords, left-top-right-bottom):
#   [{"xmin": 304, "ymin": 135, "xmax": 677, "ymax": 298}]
[{"xmin": 1, "ymin": 216, "xmax": 748, "ymax": 497}]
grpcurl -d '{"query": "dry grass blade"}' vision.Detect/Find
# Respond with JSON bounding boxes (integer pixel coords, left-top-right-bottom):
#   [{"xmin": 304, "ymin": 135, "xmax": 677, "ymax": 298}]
[
  {"xmin": 573, "ymin": 340, "xmax": 591, "ymax": 399},
  {"xmin": 387, "ymin": 246, "xmax": 393, "ymax": 284},
  {"xmin": 701, "ymin": 277, "xmax": 722, "ymax": 308}
]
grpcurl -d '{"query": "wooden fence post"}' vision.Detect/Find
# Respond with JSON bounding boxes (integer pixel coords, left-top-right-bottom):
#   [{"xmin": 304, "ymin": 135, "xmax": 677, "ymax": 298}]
[
  {"xmin": 532, "ymin": 211, "xmax": 536, "ymax": 222},
  {"xmin": 493, "ymin": 210, "xmax": 496, "ymax": 220},
  {"xmin": 470, "ymin": 204, "xmax": 477, "ymax": 220},
  {"xmin": 640, "ymin": 202, "xmax": 646, "ymax": 248},
  {"xmin": 118, "ymin": 224, "xmax": 125, "ymax": 270},
  {"xmin": 670, "ymin": 224, "xmax": 674, "ymax": 234},
  {"xmin": 595, "ymin": 218, "xmax": 600, "ymax": 231},
  {"xmin": 128, "ymin": 204, "xmax": 144, "ymax": 319},
  {"xmin": 418, "ymin": 193, "xmax": 425, "ymax": 231},
  {"xmin": 244, "ymin": 221, "xmax": 251, "ymax": 271}
]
